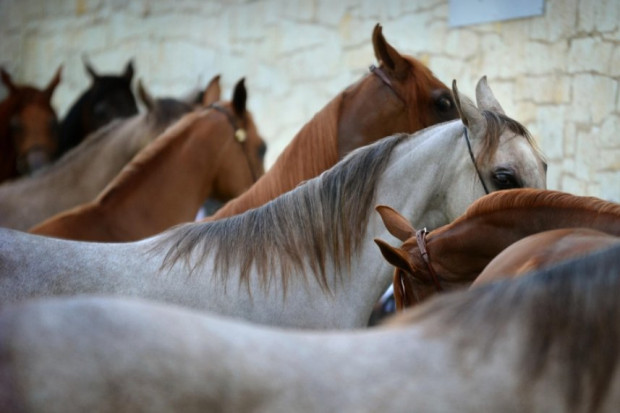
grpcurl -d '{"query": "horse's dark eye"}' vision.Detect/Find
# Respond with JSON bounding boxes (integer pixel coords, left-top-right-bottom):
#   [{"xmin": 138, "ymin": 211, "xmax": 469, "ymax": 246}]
[
  {"xmin": 436, "ymin": 96, "xmax": 453, "ymax": 112},
  {"xmin": 493, "ymin": 170, "xmax": 521, "ymax": 189}
]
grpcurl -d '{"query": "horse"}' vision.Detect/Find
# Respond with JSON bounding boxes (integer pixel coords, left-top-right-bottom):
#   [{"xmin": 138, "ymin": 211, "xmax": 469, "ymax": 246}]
[
  {"xmin": 56, "ymin": 58, "xmax": 138, "ymax": 158},
  {"xmin": 202, "ymin": 23, "xmax": 459, "ymax": 221},
  {"xmin": 0, "ymin": 79, "xmax": 207, "ymax": 231},
  {"xmin": 0, "ymin": 76, "xmax": 546, "ymax": 329},
  {"xmin": 374, "ymin": 188, "xmax": 620, "ymax": 310},
  {"xmin": 1, "ymin": 244, "xmax": 618, "ymax": 413},
  {"xmin": 472, "ymin": 228, "xmax": 620, "ymax": 287},
  {"xmin": 30, "ymin": 78, "xmax": 266, "ymax": 241},
  {"xmin": 0, "ymin": 67, "xmax": 62, "ymax": 183}
]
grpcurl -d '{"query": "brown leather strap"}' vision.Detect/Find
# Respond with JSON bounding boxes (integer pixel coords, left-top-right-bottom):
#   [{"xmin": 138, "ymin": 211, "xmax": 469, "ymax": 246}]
[{"xmin": 416, "ymin": 228, "xmax": 444, "ymax": 292}]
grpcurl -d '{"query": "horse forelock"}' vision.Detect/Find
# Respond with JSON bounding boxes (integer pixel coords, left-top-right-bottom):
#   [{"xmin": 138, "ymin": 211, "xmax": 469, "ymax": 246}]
[
  {"xmin": 155, "ymin": 133, "xmax": 409, "ymax": 294},
  {"xmin": 386, "ymin": 244, "xmax": 620, "ymax": 412},
  {"xmin": 477, "ymin": 110, "xmax": 536, "ymax": 164}
]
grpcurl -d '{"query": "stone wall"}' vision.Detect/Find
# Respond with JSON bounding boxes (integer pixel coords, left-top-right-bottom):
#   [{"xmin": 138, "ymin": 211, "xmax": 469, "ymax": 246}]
[{"xmin": 1, "ymin": 0, "xmax": 618, "ymax": 201}]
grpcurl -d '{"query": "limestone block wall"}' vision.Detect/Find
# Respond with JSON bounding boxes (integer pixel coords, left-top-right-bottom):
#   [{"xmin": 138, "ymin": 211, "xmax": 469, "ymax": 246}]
[{"xmin": 1, "ymin": 0, "xmax": 618, "ymax": 201}]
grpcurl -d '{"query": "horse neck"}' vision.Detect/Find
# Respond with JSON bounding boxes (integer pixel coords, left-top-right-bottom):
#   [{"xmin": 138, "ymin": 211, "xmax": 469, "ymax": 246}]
[
  {"xmin": 0, "ymin": 97, "xmax": 18, "ymax": 181},
  {"xmin": 94, "ymin": 113, "xmax": 220, "ymax": 237},
  {"xmin": 208, "ymin": 95, "xmax": 342, "ymax": 220},
  {"xmin": 58, "ymin": 92, "xmax": 90, "ymax": 154},
  {"xmin": 430, "ymin": 202, "xmax": 620, "ymax": 282}
]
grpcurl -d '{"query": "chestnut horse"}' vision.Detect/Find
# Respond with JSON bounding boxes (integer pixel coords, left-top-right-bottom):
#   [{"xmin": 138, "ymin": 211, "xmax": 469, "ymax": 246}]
[
  {"xmin": 1, "ymin": 244, "xmax": 618, "ymax": 412},
  {"xmin": 0, "ymin": 67, "xmax": 61, "ymax": 183},
  {"xmin": 0, "ymin": 82, "xmax": 200, "ymax": 231},
  {"xmin": 473, "ymin": 228, "xmax": 620, "ymax": 286},
  {"xmin": 375, "ymin": 189, "xmax": 620, "ymax": 310},
  {"xmin": 0, "ymin": 77, "xmax": 546, "ymax": 329},
  {"xmin": 56, "ymin": 58, "xmax": 138, "ymax": 158},
  {"xmin": 30, "ymin": 78, "xmax": 266, "ymax": 241},
  {"xmin": 202, "ymin": 23, "xmax": 458, "ymax": 221}
]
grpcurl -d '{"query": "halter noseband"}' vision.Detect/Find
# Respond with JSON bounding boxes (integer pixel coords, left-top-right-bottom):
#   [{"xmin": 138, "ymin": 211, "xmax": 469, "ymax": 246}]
[
  {"xmin": 369, "ymin": 64, "xmax": 406, "ymax": 104},
  {"xmin": 209, "ymin": 103, "xmax": 259, "ymax": 183}
]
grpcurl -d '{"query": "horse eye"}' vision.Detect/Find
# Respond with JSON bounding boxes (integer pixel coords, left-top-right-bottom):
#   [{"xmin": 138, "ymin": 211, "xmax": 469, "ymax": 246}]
[
  {"xmin": 493, "ymin": 170, "xmax": 521, "ymax": 189},
  {"xmin": 436, "ymin": 96, "xmax": 453, "ymax": 112}
]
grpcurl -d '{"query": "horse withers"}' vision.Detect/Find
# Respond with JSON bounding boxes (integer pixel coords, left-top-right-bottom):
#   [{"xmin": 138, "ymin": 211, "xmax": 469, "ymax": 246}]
[{"xmin": 0, "ymin": 67, "xmax": 61, "ymax": 183}]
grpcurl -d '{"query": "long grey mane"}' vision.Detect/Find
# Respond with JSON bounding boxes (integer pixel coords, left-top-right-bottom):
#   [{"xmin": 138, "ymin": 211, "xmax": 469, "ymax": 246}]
[
  {"xmin": 389, "ymin": 244, "xmax": 620, "ymax": 413},
  {"xmin": 156, "ymin": 109, "xmax": 534, "ymax": 293},
  {"xmin": 156, "ymin": 132, "xmax": 410, "ymax": 292}
]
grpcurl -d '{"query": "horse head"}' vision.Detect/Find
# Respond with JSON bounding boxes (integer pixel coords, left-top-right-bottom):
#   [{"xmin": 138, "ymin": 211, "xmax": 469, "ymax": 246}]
[
  {"xmin": 0, "ymin": 66, "xmax": 61, "ymax": 177},
  {"xmin": 182, "ymin": 77, "xmax": 266, "ymax": 203},
  {"xmin": 82, "ymin": 57, "xmax": 138, "ymax": 133},
  {"xmin": 337, "ymin": 23, "xmax": 459, "ymax": 158}
]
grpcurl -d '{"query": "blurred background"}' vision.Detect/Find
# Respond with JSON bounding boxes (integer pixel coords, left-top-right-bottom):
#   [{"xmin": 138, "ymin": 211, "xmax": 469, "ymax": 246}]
[{"xmin": 1, "ymin": 0, "xmax": 618, "ymax": 200}]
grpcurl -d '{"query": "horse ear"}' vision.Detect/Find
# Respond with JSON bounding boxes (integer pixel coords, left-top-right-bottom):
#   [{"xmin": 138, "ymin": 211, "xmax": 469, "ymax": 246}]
[
  {"xmin": 44, "ymin": 65, "xmax": 62, "ymax": 97},
  {"xmin": 201, "ymin": 74, "xmax": 221, "ymax": 107},
  {"xmin": 82, "ymin": 55, "xmax": 98, "ymax": 79},
  {"xmin": 375, "ymin": 205, "xmax": 415, "ymax": 241},
  {"xmin": 475, "ymin": 76, "xmax": 505, "ymax": 115},
  {"xmin": 137, "ymin": 79, "xmax": 154, "ymax": 111},
  {"xmin": 1, "ymin": 68, "xmax": 16, "ymax": 93},
  {"xmin": 372, "ymin": 23, "xmax": 409, "ymax": 80},
  {"xmin": 452, "ymin": 79, "xmax": 486, "ymax": 138},
  {"xmin": 374, "ymin": 239, "xmax": 415, "ymax": 274},
  {"xmin": 123, "ymin": 59, "xmax": 135, "ymax": 82},
  {"xmin": 232, "ymin": 77, "xmax": 247, "ymax": 116}
]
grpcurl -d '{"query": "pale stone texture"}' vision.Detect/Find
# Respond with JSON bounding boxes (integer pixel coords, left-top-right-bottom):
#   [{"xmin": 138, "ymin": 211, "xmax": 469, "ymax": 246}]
[{"xmin": 0, "ymin": 0, "xmax": 618, "ymax": 201}]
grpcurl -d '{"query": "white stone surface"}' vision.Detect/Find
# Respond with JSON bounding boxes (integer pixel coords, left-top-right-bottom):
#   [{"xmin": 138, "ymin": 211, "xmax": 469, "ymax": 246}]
[{"xmin": 0, "ymin": 0, "xmax": 618, "ymax": 201}]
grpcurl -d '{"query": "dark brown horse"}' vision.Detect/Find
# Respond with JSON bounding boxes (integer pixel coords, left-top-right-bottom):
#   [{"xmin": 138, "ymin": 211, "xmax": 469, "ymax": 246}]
[
  {"xmin": 56, "ymin": 58, "xmax": 138, "ymax": 158},
  {"xmin": 375, "ymin": 189, "xmax": 620, "ymax": 310},
  {"xmin": 0, "ymin": 67, "xmax": 61, "ymax": 183},
  {"xmin": 202, "ymin": 24, "xmax": 458, "ymax": 221}
]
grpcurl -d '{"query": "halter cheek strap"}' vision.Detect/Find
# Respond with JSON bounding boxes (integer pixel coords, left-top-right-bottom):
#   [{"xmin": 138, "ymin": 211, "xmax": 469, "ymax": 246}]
[
  {"xmin": 463, "ymin": 126, "xmax": 490, "ymax": 195},
  {"xmin": 209, "ymin": 103, "xmax": 258, "ymax": 183},
  {"xmin": 369, "ymin": 64, "xmax": 406, "ymax": 104},
  {"xmin": 415, "ymin": 228, "xmax": 444, "ymax": 293}
]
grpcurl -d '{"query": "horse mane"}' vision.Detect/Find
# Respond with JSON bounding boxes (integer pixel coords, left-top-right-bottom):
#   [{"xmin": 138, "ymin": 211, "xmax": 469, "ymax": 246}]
[
  {"xmin": 477, "ymin": 110, "xmax": 535, "ymax": 163},
  {"xmin": 210, "ymin": 93, "xmax": 342, "ymax": 218},
  {"xmin": 386, "ymin": 243, "xmax": 620, "ymax": 412},
  {"xmin": 154, "ymin": 132, "xmax": 409, "ymax": 292},
  {"xmin": 447, "ymin": 189, "xmax": 620, "ymax": 230}
]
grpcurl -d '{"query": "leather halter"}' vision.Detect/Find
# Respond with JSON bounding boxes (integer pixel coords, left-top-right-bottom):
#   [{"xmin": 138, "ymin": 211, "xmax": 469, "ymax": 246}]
[
  {"xmin": 415, "ymin": 228, "xmax": 443, "ymax": 292},
  {"xmin": 369, "ymin": 64, "xmax": 406, "ymax": 104},
  {"xmin": 209, "ymin": 103, "xmax": 259, "ymax": 183},
  {"xmin": 463, "ymin": 126, "xmax": 490, "ymax": 195}
]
